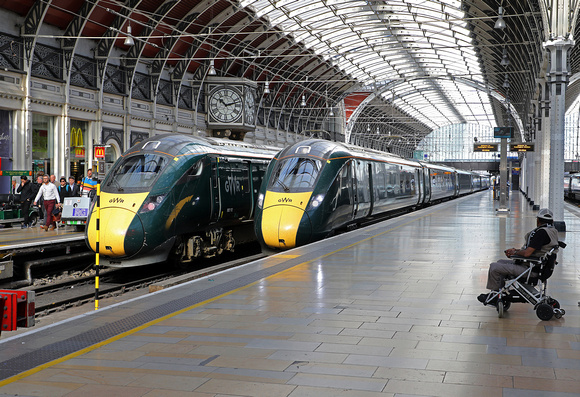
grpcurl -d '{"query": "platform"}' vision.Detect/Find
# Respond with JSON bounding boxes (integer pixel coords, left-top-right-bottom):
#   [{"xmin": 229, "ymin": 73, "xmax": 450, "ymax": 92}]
[
  {"xmin": 0, "ymin": 225, "xmax": 85, "ymax": 251},
  {"xmin": 0, "ymin": 190, "xmax": 579, "ymax": 396}
]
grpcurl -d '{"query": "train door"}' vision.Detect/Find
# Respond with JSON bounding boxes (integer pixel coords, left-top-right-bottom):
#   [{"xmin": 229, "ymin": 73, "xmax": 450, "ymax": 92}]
[
  {"xmin": 423, "ymin": 167, "xmax": 431, "ymax": 203},
  {"xmin": 209, "ymin": 156, "xmax": 221, "ymax": 223},
  {"xmin": 216, "ymin": 159, "xmax": 252, "ymax": 221},
  {"xmin": 416, "ymin": 168, "xmax": 423, "ymax": 205},
  {"xmin": 350, "ymin": 160, "xmax": 358, "ymax": 219},
  {"xmin": 354, "ymin": 160, "xmax": 371, "ymax": 218},
  {"xmin": 368, "ymin": 163, "xmax": 374, "ymax": 216}
]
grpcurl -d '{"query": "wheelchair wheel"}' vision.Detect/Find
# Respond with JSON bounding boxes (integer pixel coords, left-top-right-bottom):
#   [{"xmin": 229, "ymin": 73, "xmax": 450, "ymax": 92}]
[
  {"xmin": 536, "ymin": 303, "xmax": 554, "ymax": 321},
  {"xmin": 502, "ymin": 300, "xmax": 511, "ymax": 311},
  {"xmin": 497, "ymin": 301, "xmax": 504, "ymax": 318},
  {"xmin": 547, "ymin": 298, "xmax": 560, "ymax": 309}
]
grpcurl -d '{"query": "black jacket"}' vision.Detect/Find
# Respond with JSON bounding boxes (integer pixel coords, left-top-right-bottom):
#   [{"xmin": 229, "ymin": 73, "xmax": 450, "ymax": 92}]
[
  {"xmin": 17, "ymin": 181, "xmax": 35, "ymax": 202},
  {"xmin": 58, "ymin": 184, "xmax": 72, "ymax": 203}
]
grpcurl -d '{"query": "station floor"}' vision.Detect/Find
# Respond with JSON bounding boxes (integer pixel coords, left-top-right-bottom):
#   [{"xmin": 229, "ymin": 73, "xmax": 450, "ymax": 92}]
[{"xmin": 0, "ymin": 190, "xmax": 579, "ymax": 397}]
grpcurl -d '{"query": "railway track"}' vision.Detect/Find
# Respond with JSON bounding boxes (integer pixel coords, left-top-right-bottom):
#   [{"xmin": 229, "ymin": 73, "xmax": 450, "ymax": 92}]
[{"xmin": 29, "ymin": 250, "xmax": 266, "ymax": 317}]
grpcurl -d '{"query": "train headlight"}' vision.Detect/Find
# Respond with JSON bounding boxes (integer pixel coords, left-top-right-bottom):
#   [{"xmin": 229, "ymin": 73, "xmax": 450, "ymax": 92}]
[
  {"xmin": 139, "ymin": 194, "xmax": 167, "ymax": 213},
  {"xmin": 257, "ymin": 193, "xmax": 264, "ymax": 209},
  {"xmin": 308, "ymin": 194, "xmax": 324, "ymax": 210}
]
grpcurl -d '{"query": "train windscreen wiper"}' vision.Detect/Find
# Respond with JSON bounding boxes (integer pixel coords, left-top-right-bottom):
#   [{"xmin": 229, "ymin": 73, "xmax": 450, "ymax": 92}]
[
  {"xmin": 107, "ymin": 177, "xmax": 124, "ymax": 192},
  {"xmin": 275, "ymin": 178, "xmax": 290, "ymax": 192}
]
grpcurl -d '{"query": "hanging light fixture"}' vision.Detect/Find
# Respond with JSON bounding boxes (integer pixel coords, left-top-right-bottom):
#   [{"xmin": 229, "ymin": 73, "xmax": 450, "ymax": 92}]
[
  {"xmin": 376, "ymin": 126, "xmax": 380, "ymax": 134},
  {"xmin": 207, "ymin": 59, "xmax": 217, "ymax": 76},
  {"xmin": 367, "ymin": 124, "xmax": 370, "ymax": 132},
  {"xmin": 494, "ymin": 7, "xmax": 506, "ymax": 30},
  {"xmin": 503, "ymin": 75, "xmax": 510, "ymax": 88},
  {"xmin": 500, "ymin": 47, "xmax": 510, "ymax": 66},
  {"xmin": 329, "ymin": 107, "xmax": 334, "ymax": 117},
  {"xmin": 264, "ymin": 80, "xmax": 270, "ymax": 94},
  {"xmin": 301, "ymin": 94, "xmax": 306, "ymax": 107},
  {"xmin": 124, "ymin": 25, "xmax": 135, "ymax": 46}
]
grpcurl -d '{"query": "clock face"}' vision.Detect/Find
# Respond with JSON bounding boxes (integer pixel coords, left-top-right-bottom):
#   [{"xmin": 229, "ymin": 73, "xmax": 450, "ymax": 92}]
[
  {"xmin": 209, "ymin": 87, "xmax": 243, "ymax": 123},
  {"xmin": 244, "ymin": 88, "xmax": 256, "ymax": 125}
]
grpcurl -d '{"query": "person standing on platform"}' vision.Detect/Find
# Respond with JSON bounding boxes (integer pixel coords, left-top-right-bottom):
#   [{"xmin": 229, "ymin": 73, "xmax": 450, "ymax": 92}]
[
  {"xmin": 17, "ymin": 176, "xmax": 34, "ymax": 228},
  {"xmin": 11, "ymin": 177, "xmax": 19, "ymax": 194},
  {"xmin": 477, "ymin": 208, "xmax": 559, "ymax": 305},
  {"xmin": 34, "ymin": 174, "xmax": 44, "ymax": 225},
  {"xmin": 57, "ymin": 177, "xmax": 72, "ymax": 203},
  {"xmin": 81, "ymin": 169, "xmax": 97, "ymax": 198},
  {"xmin": 33, "ymin": 175, "xmax": 60, "ymax": 231},
  {"xmin": 68, "ymin": 176, "xmax": 80, "ymax": 197}
]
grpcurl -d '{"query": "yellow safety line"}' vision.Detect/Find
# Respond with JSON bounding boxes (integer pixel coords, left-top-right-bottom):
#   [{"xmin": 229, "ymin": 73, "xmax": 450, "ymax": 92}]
[{"xmin": 0, "ymin": 210, "xmax": 432, "ymax": 386}]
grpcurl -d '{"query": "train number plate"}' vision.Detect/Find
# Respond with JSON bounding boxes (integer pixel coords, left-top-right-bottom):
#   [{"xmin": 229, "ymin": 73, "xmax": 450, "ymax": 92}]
[{"xmin": 72, "ymin": 208, "xmax": 88, "ymax": 217}]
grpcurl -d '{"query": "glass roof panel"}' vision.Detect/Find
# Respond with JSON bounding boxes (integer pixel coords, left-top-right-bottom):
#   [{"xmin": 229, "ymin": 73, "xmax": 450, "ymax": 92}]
[{"xmin": 244, "ymin": 0, "xmax": 494, "ymax": 130}]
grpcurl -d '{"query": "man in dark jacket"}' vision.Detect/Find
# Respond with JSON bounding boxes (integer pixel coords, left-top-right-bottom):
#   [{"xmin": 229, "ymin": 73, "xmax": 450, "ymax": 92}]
[
  {"xmin": 16, "ymin": 176, "xmax": 34, "ymax": 228},
  {"xmin": 68, "ymin": 176, "xmax": 80, "ymax": 197}
]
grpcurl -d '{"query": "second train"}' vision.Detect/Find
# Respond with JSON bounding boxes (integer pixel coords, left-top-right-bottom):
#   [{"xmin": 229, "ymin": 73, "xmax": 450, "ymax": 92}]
[{"xmin": 254, "ymin": 139, "xmax": 490, "ymax": 250}]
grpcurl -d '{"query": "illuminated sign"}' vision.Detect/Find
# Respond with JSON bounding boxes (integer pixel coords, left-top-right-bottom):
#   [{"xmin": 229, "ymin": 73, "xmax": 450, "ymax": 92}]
[
  {"xmin": 494, "ymin": 126, "xmax": 514, "ymax": 139},
  {"xmin": 510, "ymin": 143, "xmax": 534, "ymax": 152},
  {"xmin": 94, "ymin": 146, "xmax": 106, "ymax": 159},
  {"xmin": 473, "ymin": 143, "xmax": 498, "ymax": 152}
]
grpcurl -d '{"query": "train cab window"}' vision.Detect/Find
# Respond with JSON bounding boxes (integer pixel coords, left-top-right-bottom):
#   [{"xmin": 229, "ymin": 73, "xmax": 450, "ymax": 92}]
[
  {"xmin": 106, "ymin": 153, "xmax": 169, "ymax": 190},
  {"xmin": 268, "ymin": 157, "xmax": 322, "ymax": 192}
]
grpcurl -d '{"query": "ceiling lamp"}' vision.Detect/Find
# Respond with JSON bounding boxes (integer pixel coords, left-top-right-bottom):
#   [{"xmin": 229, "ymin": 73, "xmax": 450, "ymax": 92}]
[
  {"xmin": 376, "ymin": 126, "xmax": 380, "ymax": 134},
  {"xmin": 301, "ymin": 94, "xmax": 306, "ymax": 107},
  {"xmin": 329, "ymin": 107, "xmax": 334, "ymax": 117},
  {"xmin": 500, "ymin": 48, "xmax": 510, "ymax": 66},
  {"xmin": 208, "ymin": 59, "xmax": 217, "ymax": 76},
  {"xmin": 367, "ymin": 124, "xmax": 370, "ymax": 132},
  {"xmin": 503, "ymin": 75, "xmax": 510, "ymax": 88},
  {"xmin": 124, "ymin": 25, "xmax": 135, "ymax": 46},
  {"xmin": 264, "ymin": 80, "xmax": 270, "ymax": 94},
  {"xmin": 494, "ymin": 7, "xmax": 506, "ymax": 30}
]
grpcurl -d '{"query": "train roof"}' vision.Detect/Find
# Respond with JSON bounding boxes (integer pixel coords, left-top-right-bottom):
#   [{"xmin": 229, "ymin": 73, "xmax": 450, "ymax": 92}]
[
  {"xmin": 125, "ymin": 133, "xmax": 278, "ymax": 159},
  {"xmin": 280, "ymin": 139, "xmax": 422, "ymax": 168}
]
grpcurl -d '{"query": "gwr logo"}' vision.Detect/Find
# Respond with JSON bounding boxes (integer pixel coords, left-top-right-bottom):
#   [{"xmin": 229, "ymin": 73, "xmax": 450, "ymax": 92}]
[
  {"xmin": 278, "ymin": 197, "xmax": 292, "ymax": 203},
  {"xmin": 109, "ymin": 198, "xmax": 124, "ymax": 204}
]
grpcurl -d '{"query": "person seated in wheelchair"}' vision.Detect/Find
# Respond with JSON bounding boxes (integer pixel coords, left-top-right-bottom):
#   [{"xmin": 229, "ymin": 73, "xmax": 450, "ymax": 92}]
[{"xmin": 478, "ymin": 208, "xmax": 559, "ymax": 305}]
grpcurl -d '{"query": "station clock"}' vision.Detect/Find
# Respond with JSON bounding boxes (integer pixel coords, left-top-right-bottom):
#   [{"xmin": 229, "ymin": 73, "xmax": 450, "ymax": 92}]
[{"xmin": 205, "ymin": 77, "xmax": 257, "ymax": 133}]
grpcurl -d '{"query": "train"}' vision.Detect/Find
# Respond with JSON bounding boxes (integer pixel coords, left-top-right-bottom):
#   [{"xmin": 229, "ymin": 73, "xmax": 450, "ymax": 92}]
[
  {"xmin": 564, "ymin": 174, "xmax": 580, "ymax": 200},
  {"xmin": 85, "ymin": 133, "xmax": 277, "ymax": 267},
  {"xmin": 254, "ymin": 139, "xmax": 490, "ymax": 250}
]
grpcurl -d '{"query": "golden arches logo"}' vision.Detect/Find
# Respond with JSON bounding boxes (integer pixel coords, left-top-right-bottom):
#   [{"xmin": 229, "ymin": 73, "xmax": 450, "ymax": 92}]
[{"xmin": 71, "ymin": 127, "xmax": 84, "ymax": 147}]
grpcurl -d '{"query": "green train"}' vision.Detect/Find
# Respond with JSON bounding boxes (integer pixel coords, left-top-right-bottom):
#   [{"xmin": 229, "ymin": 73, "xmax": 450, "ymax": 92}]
[
  {"xmin": 254, "ymin": 139, "xmax": 489, "ymax": 250},
  {"xmin": 86, "ymin": 133, "xmax": 276, "ymax": 267}
]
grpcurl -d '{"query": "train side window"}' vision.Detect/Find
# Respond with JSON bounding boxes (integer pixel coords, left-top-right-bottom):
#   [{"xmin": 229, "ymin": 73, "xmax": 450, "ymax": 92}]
[{"xmin": 187, "ymin": 160, "xmax": 203, "ymax": 178}]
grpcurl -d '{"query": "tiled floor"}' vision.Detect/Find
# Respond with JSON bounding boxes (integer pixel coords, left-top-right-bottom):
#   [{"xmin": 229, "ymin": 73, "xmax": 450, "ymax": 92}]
[{"xmin": 1, "ymin": 190, "xmax": 579, "ymax": 396}]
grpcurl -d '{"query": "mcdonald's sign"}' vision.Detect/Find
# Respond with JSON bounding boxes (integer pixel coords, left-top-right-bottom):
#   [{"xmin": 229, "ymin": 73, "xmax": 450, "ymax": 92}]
[
  {"xmin": 94, "ymin": 146, "xmax": 105, "ymax": 159},
  {"xmin": 75, "ymin": 148, "xmax": 85, "ymax": 158},
  {"xmin": 71, "ymin": 127, "xmax": 84, "ymax": 147}
]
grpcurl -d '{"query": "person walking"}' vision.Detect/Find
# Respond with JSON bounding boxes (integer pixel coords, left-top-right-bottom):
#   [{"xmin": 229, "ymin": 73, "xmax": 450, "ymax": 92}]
[
  {"xmin": 33, "ymin": 175, "xmax": 61, "ymax": 231},
  {"xmin": 16, "ymin": 176, "xmax": 34, "ymax": 228}
]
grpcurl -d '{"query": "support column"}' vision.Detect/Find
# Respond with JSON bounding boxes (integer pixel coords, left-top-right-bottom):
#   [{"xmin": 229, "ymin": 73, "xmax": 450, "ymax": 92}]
[
  {"xmin": 537, "ymin": 80, "xmax": 550, "ymax": 211},
  {"xmin": 544, "ymin": 37, "xmax": 574, "ymax": 232},
  {"xmin": 498, "ymin": 137, "xmax": 509, "ymax": 211}
]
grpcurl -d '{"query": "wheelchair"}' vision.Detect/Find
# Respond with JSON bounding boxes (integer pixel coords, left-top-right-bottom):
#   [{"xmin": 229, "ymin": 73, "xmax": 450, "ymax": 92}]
[{"xmin": 483, "ymin": 241, "xmax": 567, "ymax": 321}]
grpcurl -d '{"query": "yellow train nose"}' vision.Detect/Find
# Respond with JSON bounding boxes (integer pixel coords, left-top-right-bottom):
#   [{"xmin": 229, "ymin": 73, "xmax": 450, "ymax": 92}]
[
  {"xmin": 87, "ymin": 208, "xmax": 144, "ymax": 257},
  {"xmin": 260, "ymin": 205, "xmax": 310, "ymax": 249}
]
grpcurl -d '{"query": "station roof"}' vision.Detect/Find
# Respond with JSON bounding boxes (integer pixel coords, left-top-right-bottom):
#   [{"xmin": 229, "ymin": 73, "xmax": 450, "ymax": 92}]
[{"xmin": 3, "ymin": 0, "xmax": 579, "ymax": 152}]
